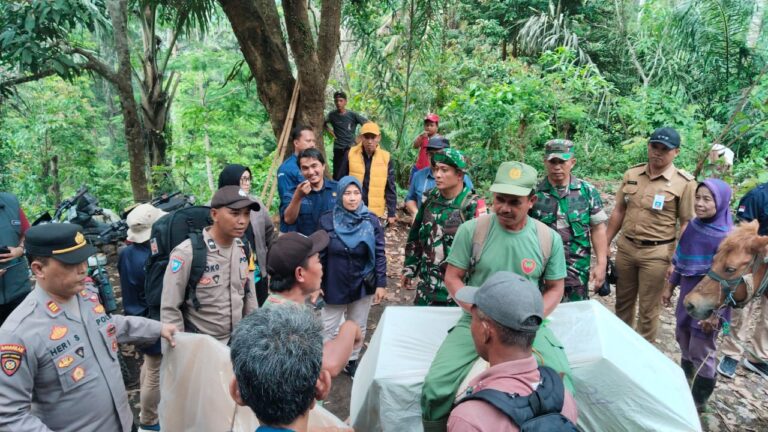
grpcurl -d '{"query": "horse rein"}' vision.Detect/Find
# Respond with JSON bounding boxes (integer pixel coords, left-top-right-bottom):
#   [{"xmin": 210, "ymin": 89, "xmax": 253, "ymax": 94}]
[{"xmin": 706, "ymin": 254, "xmax": 768, "ymax": 308}]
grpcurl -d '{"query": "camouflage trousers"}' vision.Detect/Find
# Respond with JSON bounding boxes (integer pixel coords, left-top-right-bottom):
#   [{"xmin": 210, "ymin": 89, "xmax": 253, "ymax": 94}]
[
  {"xmin": 414, "ymin": 281, "xmax": 456, "ymax": 307},
  {"xmin": 562, "ymin": 284, "xmax": 590, "ymax": 302}
]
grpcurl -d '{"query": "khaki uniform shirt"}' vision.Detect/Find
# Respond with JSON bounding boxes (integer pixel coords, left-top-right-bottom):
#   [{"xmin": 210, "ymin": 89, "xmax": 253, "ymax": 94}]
[
  {"xmin": 615, "ymin": 163, "xmax": 696, "ymax": 241},
  {"xmin": 0, "ymin": 284, "xmax": 161, "ymax": 431},
  {"xmin": 161, "ymin": 228, "xmax": 255, "ymax": 344}
]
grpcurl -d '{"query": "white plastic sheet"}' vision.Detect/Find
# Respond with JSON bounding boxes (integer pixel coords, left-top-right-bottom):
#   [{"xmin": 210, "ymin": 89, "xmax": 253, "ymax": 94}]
[
  {"xmin": 351, "ymin": 302, "xmax": 701, "ymax": 432},
  {"xmin": 159, "ymin": 332, "xmax": 348, "ymax": 431}
]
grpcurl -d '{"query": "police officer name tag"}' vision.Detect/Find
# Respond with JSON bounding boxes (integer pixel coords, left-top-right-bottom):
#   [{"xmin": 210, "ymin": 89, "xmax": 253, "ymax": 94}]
[{"xmin": 652, "ymin": 194, "xmax": 665, "ymax": 211}]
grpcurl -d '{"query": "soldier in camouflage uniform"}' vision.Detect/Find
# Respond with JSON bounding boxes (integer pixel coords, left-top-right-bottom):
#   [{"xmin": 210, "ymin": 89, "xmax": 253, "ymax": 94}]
[
  {"xmin": 530, "ymin": 139, "xmax": 608, "ymax": 302},
  {"xmin": 403, "ymin": 149, "xmax": 487, "ymax": 306}
]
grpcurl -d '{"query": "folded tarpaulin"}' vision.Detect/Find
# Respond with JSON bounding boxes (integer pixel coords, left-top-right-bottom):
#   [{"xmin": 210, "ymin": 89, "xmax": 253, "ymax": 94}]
[
  {"xmin": 159, "ymin": 332, "xmax": 348, "ymax": 431},
  {"xmin": 350, "ymin": 302, "xmax": 701, "ymax": 432}
]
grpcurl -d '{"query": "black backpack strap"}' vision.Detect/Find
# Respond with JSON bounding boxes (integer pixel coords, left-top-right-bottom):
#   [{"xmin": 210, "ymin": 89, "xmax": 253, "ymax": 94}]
[
  {"xmin": 457, "ymin": 388, "xmax": 531, "ymax": 427},
  {"xmin": 186, "ymin": 232, "xmax": 207, "ymax": 310},
  {"xmin": 455, "ymin": 366, "xmax": 566, "ymax": 426}
]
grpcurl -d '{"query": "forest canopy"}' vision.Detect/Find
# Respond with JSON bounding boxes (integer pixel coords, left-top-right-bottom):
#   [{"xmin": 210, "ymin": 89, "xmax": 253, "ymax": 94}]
[{"xmin": 1, "ymin": 0, "xmax": 766, "ymax": 214}]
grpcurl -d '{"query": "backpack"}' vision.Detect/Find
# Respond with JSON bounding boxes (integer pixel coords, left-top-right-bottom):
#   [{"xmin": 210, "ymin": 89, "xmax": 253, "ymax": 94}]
[
  {"xmin": 468, "ymin": 214, "xmax": 552, "ymax": 280},
  {"xmin": 143, "ymin": 206, "xmax": 212, "ymax": 321},
  {"xmin": 455, "ymin": 366, "xmax": 579, "ymax": 432}
]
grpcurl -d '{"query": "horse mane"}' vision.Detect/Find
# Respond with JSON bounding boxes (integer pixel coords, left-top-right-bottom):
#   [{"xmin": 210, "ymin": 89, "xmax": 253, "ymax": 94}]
[{"xmin": 716, "ymin": 220, "xmax": 760, "ymax": 256}]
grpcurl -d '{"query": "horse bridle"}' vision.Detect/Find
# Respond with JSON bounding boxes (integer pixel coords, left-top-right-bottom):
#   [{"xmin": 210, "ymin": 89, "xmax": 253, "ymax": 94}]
[{"xmin": 706, "ymin": 254, "xmax": 768, "ymax": 308}]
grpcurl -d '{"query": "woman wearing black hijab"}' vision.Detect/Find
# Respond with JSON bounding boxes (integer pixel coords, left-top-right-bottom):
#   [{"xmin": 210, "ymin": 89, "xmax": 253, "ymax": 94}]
[{"xmin": 217, "ymin": 164, "xmax": 276, "ymax": 306}]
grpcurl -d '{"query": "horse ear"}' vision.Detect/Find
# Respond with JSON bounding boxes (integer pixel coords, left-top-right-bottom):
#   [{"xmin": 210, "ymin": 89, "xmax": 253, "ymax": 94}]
[{"xmin": 749, "ymin": 235, "xmax": 768, "ymax": 254}]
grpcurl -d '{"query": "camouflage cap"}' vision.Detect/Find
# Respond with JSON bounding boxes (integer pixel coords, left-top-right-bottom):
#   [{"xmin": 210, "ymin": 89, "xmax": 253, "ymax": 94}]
[
  {"xmin": 545, "ymin": 139, "xmax": 574, "ymax": 161},
  {"xmin": 489, "ymin": 161, "xmax": 537, "ymax": 196},
  {"xmin": 431, "ymin": 148, "xmax": 467, "ymax": 170}
]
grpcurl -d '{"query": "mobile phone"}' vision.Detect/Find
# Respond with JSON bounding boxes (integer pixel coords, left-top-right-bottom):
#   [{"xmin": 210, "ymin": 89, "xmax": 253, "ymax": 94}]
[{"xmin": 0, "ymin": 246, "xmax": 10, "ymax": 255}]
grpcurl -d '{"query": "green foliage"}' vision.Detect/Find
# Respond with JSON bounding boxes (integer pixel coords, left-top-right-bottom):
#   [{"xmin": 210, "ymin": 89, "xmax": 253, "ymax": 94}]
[
  {"xmin": 0, "ymin": 75, "xmax": 131, "ymax": 215},
  {"xmin": 0, "ymin": 0, "xmax": 108, "ymax": 81}
]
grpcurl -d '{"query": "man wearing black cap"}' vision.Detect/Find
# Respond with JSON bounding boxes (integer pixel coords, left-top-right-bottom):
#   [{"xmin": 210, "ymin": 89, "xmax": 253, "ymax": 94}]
[
  {"xmin": 264, "ymin": 231, "xmax": 362, "ymax": 377},
  {"xmin": 0, "ymin": 223, "xmax": 177, "ymax": 432},
  {"xmin": 405, "ymin": 137, "xmax": 474, "ymax": 216},
  {"xmin": 448, "ymin": 272, "xmax": 578, "ymax": 431},
  {"xmin": 161, "ymin": 185, "xmax": 259, "ymax": 344},
  {"xmin": 606, "ymin": 127, "xmax": 696, "ymax": 342}
]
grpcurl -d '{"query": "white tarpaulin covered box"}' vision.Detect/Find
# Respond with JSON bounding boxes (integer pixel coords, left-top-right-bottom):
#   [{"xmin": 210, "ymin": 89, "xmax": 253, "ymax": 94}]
[
  {"xmin": 350, "ymin": 301, "xmax": 701, "ymax": 432},
  {"xmin": 159, "ymin": 333, "xmax": 348, "ymax": 431}
]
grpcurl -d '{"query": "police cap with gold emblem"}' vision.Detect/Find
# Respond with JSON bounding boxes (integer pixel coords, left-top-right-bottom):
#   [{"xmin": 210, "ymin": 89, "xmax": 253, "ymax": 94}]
[{"xmin": 25, "ymin": 223, "xmax": 98, "ymax": 264}]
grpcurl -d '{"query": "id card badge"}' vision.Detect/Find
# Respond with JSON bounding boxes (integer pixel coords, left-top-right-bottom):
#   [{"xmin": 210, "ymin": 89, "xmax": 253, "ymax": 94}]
[{"xmin": 652, "ymin": 194, "xmax": 665, "ymax": 210}]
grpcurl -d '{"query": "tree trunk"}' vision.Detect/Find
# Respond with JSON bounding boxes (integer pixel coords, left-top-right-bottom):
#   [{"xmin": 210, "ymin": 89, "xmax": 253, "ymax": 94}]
[
  {"xmin": 218, "ymin": 0, "xmax": 342, "ymax": 162},
  {"xmin": 137, "ymin": 3, "xmax": 182, "ymax": 183},
  {"xmin": 108, "ymin": 0, "xmax": 150, "ymax": 201},
  {"xmin": 747, "ymin": 0, "xmax": 766, "ymax": 49}
]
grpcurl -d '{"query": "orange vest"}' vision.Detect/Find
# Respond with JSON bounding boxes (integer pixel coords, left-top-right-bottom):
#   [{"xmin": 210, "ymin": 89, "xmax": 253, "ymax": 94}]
[{"xmin": 348, "ymin": 144, "xmax": 390, "ymax": 217}]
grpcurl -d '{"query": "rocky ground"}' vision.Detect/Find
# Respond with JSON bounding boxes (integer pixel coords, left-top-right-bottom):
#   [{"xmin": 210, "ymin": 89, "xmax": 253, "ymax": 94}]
[{"xmin": 115, "ymin": 184, "xmax": 767, "ymax": 431}]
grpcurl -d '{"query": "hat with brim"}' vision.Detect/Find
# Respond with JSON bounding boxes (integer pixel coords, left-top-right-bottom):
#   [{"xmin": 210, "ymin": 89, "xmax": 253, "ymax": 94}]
[
  {"xmin": 267, "ymin": 230, "xmax": 330, "ymax": 279},
  {"xmin": 649, "ymin": 127, "xmax": 681, "ymax": 149},
  {"xmin": 360, "ymin": 122, "xmax": 381, "ymax": 136},
  {"xmin": 126, "ymin": 204, "xmax": 167, "ymax": 243},
  {"xmin": 455, "ymin": 271, "xmax": 543, "ymax": 332},
  {"xmin": 25, "ymin": 223, "xmax": 98, "ymax": 265},
  {"xmin": 545, "ymin": 139, "xmax": 574, "ymax": 161},
  {"xmin": 211, "ymin": 185, "xmax": 260, "ymax": 211},
  {"xmin": 489, "ymin": 161, "xmax": 537, "ymax": 196}
]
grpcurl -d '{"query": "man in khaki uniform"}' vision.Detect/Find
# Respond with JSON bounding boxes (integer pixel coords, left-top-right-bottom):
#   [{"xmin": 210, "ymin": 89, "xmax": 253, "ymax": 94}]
[
  {"xmin": 606, "ymin": 127, "xmax": 696, "ymax": 342},
  {"xmin": 161, "ymin": 186, "xmax": 259, "ymax": 344}
]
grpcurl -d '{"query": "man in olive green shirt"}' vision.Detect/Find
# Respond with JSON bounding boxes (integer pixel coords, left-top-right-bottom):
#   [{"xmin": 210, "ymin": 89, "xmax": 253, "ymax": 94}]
[{"xmin": 421, "ymin": 161, "xmax": 573, "ymax": 432}]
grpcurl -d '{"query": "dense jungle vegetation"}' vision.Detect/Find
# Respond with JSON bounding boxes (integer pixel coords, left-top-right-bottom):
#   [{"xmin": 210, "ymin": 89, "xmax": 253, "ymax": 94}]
[{"xmin": 1, "ymin": 0, "xmax": 766, "ymax": 214}]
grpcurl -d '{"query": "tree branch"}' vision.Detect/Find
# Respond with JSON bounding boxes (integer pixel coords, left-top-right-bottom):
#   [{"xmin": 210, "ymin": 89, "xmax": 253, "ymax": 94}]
[
  {"xmin": 71, "ymin": 47, "xmax": 118, "ymax": 83},
  {"xmin": 0, "ymin": 70, "xmax": 57, "ymax": 88}
]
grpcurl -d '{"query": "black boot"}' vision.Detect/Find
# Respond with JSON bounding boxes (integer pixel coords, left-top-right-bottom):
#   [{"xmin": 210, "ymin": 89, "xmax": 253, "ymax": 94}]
[
  {"xmin": 691, "ymin": 376, "xmax": 716, "ymax": 413},
  {"xmin": 681, "ymin": 359, "xmax": 695, "ymax": 383}
]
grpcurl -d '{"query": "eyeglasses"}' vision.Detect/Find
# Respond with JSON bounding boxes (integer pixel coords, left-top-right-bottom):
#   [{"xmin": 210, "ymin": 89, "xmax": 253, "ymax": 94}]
[{"xmin": 240, "ymin": 177, "xmax": 252, "ymax": 184}]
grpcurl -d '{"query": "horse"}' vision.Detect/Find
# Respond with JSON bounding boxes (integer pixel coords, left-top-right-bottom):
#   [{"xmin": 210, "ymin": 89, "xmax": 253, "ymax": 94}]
[{"xmin": 684, "ymin": 221, "xmax": 768, "ymax": 320}]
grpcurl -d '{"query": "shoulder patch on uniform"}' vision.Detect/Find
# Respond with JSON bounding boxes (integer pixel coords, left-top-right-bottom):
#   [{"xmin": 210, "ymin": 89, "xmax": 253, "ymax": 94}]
[
  {"xmin": 170, "ymin": 257, "xmax": 185, "ymax": 273},
  {"xmin": 1, "ymin": 344, "xmax": 25, "ymax": 377},
  {"xmin": 49, "ymin": 326, "xmax": 68, "ymax": 340},
  {"xmin": 46, "ymin": 301, "xmax": 61, "ymax": 316},
  {"xmin": 677, "ymin": 169, "xmax": 695, "ymax": 181}
]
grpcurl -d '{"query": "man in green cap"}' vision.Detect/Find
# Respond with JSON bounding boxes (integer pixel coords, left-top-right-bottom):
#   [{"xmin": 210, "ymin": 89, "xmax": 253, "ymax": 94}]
[
  {"xmin": 420, "ymin": 161, "xmax": 573, "ymax": 432},
  {"xmin": 530, "ymin": 139, "xmax": 608, "ymax": 302},
  {"xmin": 403, "ymin": 148, "xmax": 487, "ymax": 306}
]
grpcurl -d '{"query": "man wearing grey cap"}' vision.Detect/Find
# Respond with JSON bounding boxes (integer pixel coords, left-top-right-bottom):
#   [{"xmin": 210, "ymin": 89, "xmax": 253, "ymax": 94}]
[
  {"xmin": 448, "ymin": 272, "xmax": 578, "ymax": 431},
  {"xmin": 161, "ymin": 186, "xmax": 260, "ymax": 345}
]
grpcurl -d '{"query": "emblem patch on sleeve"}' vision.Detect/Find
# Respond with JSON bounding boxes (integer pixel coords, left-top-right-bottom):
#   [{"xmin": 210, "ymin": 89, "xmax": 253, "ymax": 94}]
[
  {"xmin": 170, "ymin": 257, "xmax": 185, "ymax": 273},
  {"xmin": 0, "ymin": 344, "xmax": 25, "ymax": 377}
]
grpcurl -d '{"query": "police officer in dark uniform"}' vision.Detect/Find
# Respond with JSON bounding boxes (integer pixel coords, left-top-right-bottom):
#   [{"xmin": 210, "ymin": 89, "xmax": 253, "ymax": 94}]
[
  {"xmin": 0, "ymin": 223, "xmax": 177, "ymax": 431},
  {"xmin": 0, "ymin": 192, "xmax": 32, "ymax": 325}
]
